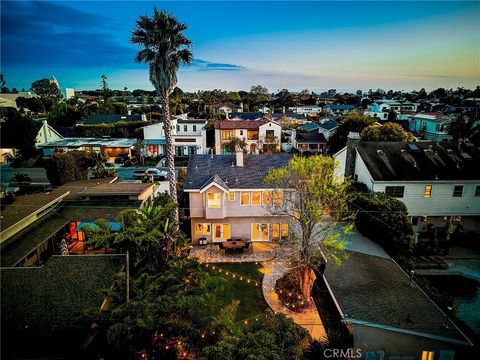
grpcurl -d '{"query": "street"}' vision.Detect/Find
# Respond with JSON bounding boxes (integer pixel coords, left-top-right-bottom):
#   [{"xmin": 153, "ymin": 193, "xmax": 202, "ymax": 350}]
[{"xmin": 0, "ymin": 165, "xmax": 177, "ymax": 186}]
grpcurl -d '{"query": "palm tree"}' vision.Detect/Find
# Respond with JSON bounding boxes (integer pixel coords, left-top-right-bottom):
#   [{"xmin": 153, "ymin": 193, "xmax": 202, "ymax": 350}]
[
  {"xmin": 10, "ymin": 172, "xmax": 32, "ymax": 187},
  {"xmin": 131, "ymin": 8, "xmax": 193, "ymax": 225}
]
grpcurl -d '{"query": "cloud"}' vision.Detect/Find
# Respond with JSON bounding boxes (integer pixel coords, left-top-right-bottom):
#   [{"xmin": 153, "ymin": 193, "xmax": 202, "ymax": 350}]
[{"xmin": 190, "ymin": 59, "xmax": 245, "ymax": 71}]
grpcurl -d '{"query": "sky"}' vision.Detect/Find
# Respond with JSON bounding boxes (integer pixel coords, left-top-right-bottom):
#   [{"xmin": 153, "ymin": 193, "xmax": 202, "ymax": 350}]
[{"xmin": 1, "ymin": 0, "xmax": 479, "ymax": 93}]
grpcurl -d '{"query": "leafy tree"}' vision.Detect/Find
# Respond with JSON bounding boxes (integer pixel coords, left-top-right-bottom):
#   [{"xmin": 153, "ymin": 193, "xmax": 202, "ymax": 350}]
[
  {"xmin": 100, "ymin": 101, "xmax": 128, "ymax": 115},
  {"xmin": 131, "ymin": 8, "xmax": 193, "ymax": 225},
  {"xmin": 248, "ymin": 85, "xmax": 270, "ymax": 110},
  {"xmin": 447, "ymin": 112, "xmax": 480, "ymax": 148},
  {"xmin": 328, "ymin": 112, "xmax": 374, "ymax": 153},
  {"xmin": 15, "ymin": 97, "xmax": 45, "ymax": 113},
  {"xmin": 0, "ymin": 108, "xmax": 38, "ymax": 159},
  {"xmin": 31, "ymin": 78, "xmax": 62, "ymax": 111},
  {"xmin": 44, "ymin": 150, "xmax": 90, "ymax": 185},
  {"xmin": 273, "ymin": 89, "xmax": 295, "ymax": 109},
  {"xmin": 224, "ymin": 136, "xmax": 247, "ymax": 153},
  {"xmin": 84, "ymin": 219, "xmax": 118, "ymax": 253},
  {"xmin": 264, "ymin": 156, "xmax": 354, "ymax": 300},
  {"xmin": 351, "ymin": 192, "xmax": 414, "ymax": 255},
  {"xmin": 226, "ymin": 91, "xmax": 241, "ymax": 103},
  {"xmin": 361, "ymin": 122, "xmax": 414, "ymax": 142}
]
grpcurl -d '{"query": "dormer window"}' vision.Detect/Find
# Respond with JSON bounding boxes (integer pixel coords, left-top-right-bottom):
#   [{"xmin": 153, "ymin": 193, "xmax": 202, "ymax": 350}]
[{"xmin": 207, "ymin": 193, "xmax": 221, "ymax": 208}]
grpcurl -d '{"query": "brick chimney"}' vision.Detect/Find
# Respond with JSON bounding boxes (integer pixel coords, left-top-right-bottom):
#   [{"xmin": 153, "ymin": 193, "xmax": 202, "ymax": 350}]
[
  {"xmin": 236, "ymin": 149, "xmax": 244, "ymax": 167},
  {"xmin": 345, "ymin": 132, "xmax": 360, "ymax": 177}
]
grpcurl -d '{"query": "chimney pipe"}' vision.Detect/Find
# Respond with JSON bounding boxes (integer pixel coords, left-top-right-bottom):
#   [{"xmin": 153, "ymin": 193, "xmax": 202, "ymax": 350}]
[
  {"xmin": 236, "ymin": 149, "xmax": 244, "ymax": 167},
  {"xmin": 345, "ymin": 132, "xmax": 360, "ymax": 178}
]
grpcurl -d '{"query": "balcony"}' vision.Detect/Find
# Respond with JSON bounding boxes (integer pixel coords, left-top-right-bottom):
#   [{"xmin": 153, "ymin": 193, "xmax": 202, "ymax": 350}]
[{"xmin": 260, "ymin": 135, "xmax": 279, "ymax": 144}]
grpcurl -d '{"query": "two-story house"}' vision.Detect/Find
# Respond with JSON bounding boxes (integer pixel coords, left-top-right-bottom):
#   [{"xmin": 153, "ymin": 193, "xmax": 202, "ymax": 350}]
[
  {"xmin": 335, "ymin": 134, "xmax": 480, "ymax": 234},
  {"xmin": 184, "ymin": 152, "xmax": 292, "ymax": 244},
  {"xmin": 367, "ymin": 100, "xmax": 418, "ymax": 120},
  {"xmin": 142, "ymin": 118, "xmax": 208, "ymax": 157},
  {"xmin": 214, "ymin": 119, "xmax": 282, "ymax": 154},
  {"xmin": 409, "ymin": 112, "xmax": 453, "ymax": 142},
  {"xmin": 324, "ymin": 104, "xmax": 355, "ymax": 115}
]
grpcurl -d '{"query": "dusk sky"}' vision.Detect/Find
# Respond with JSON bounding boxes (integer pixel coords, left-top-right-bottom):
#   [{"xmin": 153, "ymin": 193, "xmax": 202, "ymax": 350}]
[{"xmin": 1, "ymin": 1, "xmax": 479, "ymax": 93}]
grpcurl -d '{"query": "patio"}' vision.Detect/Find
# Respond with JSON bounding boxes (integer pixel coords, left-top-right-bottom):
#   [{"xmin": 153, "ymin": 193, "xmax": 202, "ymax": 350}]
[{"xmin": 190, "ymin": 242, "xmax": 284, "ymax": 263}]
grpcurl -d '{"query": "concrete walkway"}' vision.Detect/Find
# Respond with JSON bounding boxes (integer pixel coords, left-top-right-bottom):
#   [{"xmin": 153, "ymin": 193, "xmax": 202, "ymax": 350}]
[{"xmin": 261, "ymin": 258, "xmax": 327, "ymax": 341}]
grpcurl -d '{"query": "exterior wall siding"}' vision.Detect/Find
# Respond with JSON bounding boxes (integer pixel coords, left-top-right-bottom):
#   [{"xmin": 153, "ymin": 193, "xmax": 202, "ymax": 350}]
[
  {"xmin": 353, "ymin": 150, "xmax": 374, "ymax": 187},
  {"xmin": 371, "ymin": 181, "xmax": 480, "ymax": 216}
]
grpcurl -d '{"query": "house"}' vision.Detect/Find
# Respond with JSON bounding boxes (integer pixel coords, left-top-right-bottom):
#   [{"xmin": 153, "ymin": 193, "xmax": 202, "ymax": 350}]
[
  {"xmin": 367, "ymin": 100, "xmax": 418, "ymax": 120},
  {"xmin": 409, "ymin": 112, "xmax": 453, "ymax": 142},
  {"xmin": 82, "ymin": 114, "xmax": 147, "ymax": 125},
  {"xmin": 217, "ymin": 102, "xmax": 243, "ymax": 115},
  {"xmin": 214, "ymin": 118, "xmax": 282, "ymax": 154},
  {"xmin": 38, "ymin": 137, "xmax": 136, "ymax": 161},
  {"xmin": 296, "ymin": 123, "xmax": 320, "ymax": 133},
  {"xmin": 322, "ymin": 250, "xmax": 472, "ymax": 358},
  {"xmin": 184, "ymin": 152, "xmax": 292, "ymax": 244},
  {"xmin": 288, "ymin": 106, "xmax": 322, "ymax": 115},
  {"xmin": 228, "ymin": 112, "xmax": 265, "ymax": 121},
  {"xmin": 35, "ymin": 120, "xmax": 63, "ymax": 147},
  {"xmin": 142, "ymin": 118, "xmax": 208, "ymax": 157},
  {"xmin": 318, "ymin": 119, "xmax": 339, "ymax": 140},
  {"xmin": 291, "ymin": 130, "xmax": 327, "ymax": 154},
  {"xmin": 335, "ymin": 134, "xmax": 480, "ymax": 234},
  {"xmin": 325, "ymin": 104, "xmax": 355, "ymax": 115}
]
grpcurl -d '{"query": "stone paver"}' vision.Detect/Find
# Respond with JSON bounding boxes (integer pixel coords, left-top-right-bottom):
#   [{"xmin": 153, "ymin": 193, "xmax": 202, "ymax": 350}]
[
  {"xmin": 189, "ymin": 243, "xmax": 280, "ymax": 263},
  {"xmin": 262, "ymin": 258, "xmax": 327, "ymax": 341}
]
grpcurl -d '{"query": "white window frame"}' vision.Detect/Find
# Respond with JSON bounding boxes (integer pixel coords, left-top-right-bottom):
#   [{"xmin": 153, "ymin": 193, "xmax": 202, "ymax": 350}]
[
  {"xmin": 251, "ymin": 223, "xmax": 269, "ymax": 241},
  {"xmin": 228, "ymin": 192, "xmax": 235, "ymax": 201},
  {"xmin": 213, "ymin": 223, "xmax": 230, "ymax": 242},
  {"xmin": 207, "ymin": 192, "xmax": 221, "ymax": 208},
  {"xmin": 240, "ymin": 191, "xmax": 250, "ymax": 206},
  {"xmin": 251, "ymin": 191, "xmax": 262, "ymax": 206}
]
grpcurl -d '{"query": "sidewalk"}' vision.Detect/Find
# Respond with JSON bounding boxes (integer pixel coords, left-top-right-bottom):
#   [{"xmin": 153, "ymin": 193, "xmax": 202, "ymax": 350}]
[{"xmin": 262, "ymin": 259, "xmax": 327, "ymax": 341}]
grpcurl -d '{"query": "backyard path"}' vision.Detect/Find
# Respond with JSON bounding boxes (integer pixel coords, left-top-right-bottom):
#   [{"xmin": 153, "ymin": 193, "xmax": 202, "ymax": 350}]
[{"xmin": 262, "ymin": 258, "xmax": 327, "ymax": 341}]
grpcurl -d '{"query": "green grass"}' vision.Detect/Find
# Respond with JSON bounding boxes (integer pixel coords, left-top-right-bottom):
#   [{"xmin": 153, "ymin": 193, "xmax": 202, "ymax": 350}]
[{"xmin": 206, "ymin": 262, "xmax": 268, "ymax": 321}]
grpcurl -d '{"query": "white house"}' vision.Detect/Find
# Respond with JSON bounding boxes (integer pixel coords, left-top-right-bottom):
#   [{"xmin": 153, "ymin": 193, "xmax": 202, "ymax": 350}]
[
  {"xmin": 35, "ymin": 120, "xmax": 63, "ymax": 147},
  {"xmin": 317, "ymin": 119, "xmax": 339, "ymax": 140},
  {"xmin": 217, "ymin": 103, "xmax": 243, "ymax": 115},
  {"xmin": 142, "ymin": 118, "xmax": 208, "ymax": 157},
  {"xmin": 367, "ymin": 100, "xmax": 418, "ymax": 120},
  {"xmin": 335, "ymin": 133, "xmax": 480, "ymax": 234},
  {"xmin": 288, "ymin": 106, "xmax": 322, "ymax": 115},
  {"xmin": 214, "ymin": 119, "xmax": 282, "ymax": 154}
]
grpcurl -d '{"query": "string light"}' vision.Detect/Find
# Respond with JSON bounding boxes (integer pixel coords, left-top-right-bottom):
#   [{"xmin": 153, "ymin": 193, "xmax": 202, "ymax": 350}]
[{"xmin": 200, "ymin": 263, "xmax": 262, "ymax": 288}]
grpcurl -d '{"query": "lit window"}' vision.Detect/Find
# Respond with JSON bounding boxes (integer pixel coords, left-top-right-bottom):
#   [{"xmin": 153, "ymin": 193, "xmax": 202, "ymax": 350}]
[
  {"xmin": 240, "ymin": 192, "xmax": 250, "ymax": 205},
  {"xmin": 251, "ymin": 223, "xmax": 269, "ymax": 241},
  {"xmin": 262, "ymin": 191, "xmax": 272, "ymax": 205},
  {"xmin": 221, "ymin": 130, "xmax": 234, "ymax": 140},
  {"xmin": 421, "ymin": 351, "xmax": 434, "ymax": 360},
  {"xmin": 273, "ymin": 191, "xmax": 283, "ymax": 205},
  {"xmin": 196, "ymin": 223, "xmax": 211, "ymax": 235},
  {"xmin": 424, "ymin": 185, "xmax": 432, "ymax": 198},
  {"xmin": 281, "ymin": 224, "xmax": 289, "ymax": 238},
  {"xmin": 453, "ymin": 185, "xmax": 463, "ymax": 197},
  {"xmin": 272, "ymin": 224, "xmax": 280, "ymax": 240},
  {"xmin": 207, "ymin": 193, "xmax": 221, "ymax": 208},
  {"xmin": 228, "ymin": 192, "xmax": 235, "ymax": 201},
  {"xmin": 251, "ymin": 191, "xmax": 261, "ymax": 206}
]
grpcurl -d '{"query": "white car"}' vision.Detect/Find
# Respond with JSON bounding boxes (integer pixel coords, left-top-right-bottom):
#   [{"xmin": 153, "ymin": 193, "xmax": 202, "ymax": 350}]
[{"xmin": 143, "ymin": 168, "xmax": 167, "ymax": 181}]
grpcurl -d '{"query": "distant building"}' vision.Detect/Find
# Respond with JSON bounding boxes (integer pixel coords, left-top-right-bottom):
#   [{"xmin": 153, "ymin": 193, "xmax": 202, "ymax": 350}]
[
  {"xmin": 317, "ymin": 119, "xmax": 339, "ymax": 140},
  {"xmin": 328, "ymin": 89, "xmax": 337, "ymax": 97},
  {"xmin": 35, "ymin": 120, "xmax": 63, "ymax": 147},
  {"xmin": 291, "ymin": 130, "xmax": 327, "ymax": 154},
  {"xmin": 367, "ymin": 100, "xmax": 418, "ymax": 120},
  {"xmin": 288, "ymin": 106, "xmax": 322, "ymax": 115},
  {"xmin": 409, "ymin": 112, "xmax": 453, "ymax": 142},
  {"xmin": 82, "ymin": 114, "xmax": 147, "ymax": 125},
  {"xmin": 325, "ymin": 104, "xmax": 355, "ymax": 115},
  {"xmin": 64, "ymin": 88, "xmax": 75, "ymax": 100},
  {"xmin": 216, "ymin": 102, "xmax": 243, "ymax": 115}
]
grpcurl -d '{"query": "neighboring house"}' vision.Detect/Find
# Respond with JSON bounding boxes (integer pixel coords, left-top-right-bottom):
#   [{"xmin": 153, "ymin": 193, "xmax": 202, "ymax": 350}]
[
  {"xmin": 82, "ymin": 114, "xmax": 147, "ymax": 125},
  {"xmin": 35, "ymin": 120, "xmax": 63, "ymax": 147},
  {"xmin": 228, "ymin": 112, "xmax": 265, "ymax": 121},
  {"xmin": 38, "ymin": 137, "xmax": 136, "ymax": 161},
  {"xmin": 367, "ymin": 100, "xmax": 418, "ymax": 120},
  {"xmin": 184, "ymin": 152, "xmax": 292, "ymax": 244},
  {"xmin": 288, "ymin": 106, "xmax": 322, "ymax": 115},
  {"xmin": 214, "ymin": 119, "xmax": 282, "ymax": 154},
  {"xmin": 291, "ymin": 130, "xmax": 327, "ymax": 154},
  {"xmin": 318, "ymin": 119, "xmax": 339, "ymax": 140},
  {"xmin": 409, "ymin": 112, "xmax": 453, "ymax": 142},
  {"xmin": 296, "ymin": 123, "xmax": 320, "ymax": 133},
  {"xmin": 325, "ymin": 104, "xmax": 355, "ymax": 115},
  {"xmin": 322, "ymin": 251, "xmax": 472, "ymax": 359},
  {"xmin": 335, "ymin": 134, "xmax": 480, "ymax": 233},
  {"xmin": 217, "ymin": 102, "xmax": 243, "ymax": 115},
  {"xmin": 142, "ymin": 118, "xmax": 208, "ymax": 157},
  {"xmin": 78, "ymin": 182, "xmax": 161, "ymax": 207}
]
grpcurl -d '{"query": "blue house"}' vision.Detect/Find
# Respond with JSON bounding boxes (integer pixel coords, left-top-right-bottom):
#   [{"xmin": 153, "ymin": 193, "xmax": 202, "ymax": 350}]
[{"xmin": 409, "ymin": 112, "xmax": 453, "ymax": 142}]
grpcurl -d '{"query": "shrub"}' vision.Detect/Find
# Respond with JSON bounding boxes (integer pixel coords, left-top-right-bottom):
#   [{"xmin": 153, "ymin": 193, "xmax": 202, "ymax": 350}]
[
  {"xmin": 351, "ymin": 192, "xmax": 415, "ymax": 254},
  {"xmin": 44, "ymin": 150, "xmax": 90, "ymax": 185}
]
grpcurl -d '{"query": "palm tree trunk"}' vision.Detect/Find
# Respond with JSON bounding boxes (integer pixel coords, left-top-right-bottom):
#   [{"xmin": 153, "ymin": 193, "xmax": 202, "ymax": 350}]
[{"xmin": 162, "ymin": 95, "xmax": 180, "ymax": 226}]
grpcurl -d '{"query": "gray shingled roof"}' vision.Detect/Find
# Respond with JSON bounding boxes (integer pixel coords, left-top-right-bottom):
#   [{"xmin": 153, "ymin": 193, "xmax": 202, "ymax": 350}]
[
  {"xmin": 200, "ymin": 174, "xmax": 230, "ymax": 192},
  {"xmin": 324, "ymin": 251, "xmax": 470, "ymax": 344},
  {"xmin": 185, "ymin": 154, "xmax": 292, "ymax": 190},
  {"xmin": 295, "ymin": 132, "xmax": 327, "ymax": 144},
  {"xmin": 356, "ymin": 141, "xmax": 480, "ymax": 181}
]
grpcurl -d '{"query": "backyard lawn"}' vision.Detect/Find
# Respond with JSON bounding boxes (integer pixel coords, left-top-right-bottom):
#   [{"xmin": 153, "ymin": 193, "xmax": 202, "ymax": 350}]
[{"xmin": 206, "ymin": 262, "xmax": 269, "ymax": 321}]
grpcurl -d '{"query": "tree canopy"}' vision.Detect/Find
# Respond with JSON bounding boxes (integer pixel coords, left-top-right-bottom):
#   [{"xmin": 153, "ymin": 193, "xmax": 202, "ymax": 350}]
[
  {"xmin": 328, "ymin": 112, "xmax": 375, "ymax": 153},
  {"xmin": 361, "ymin": 122, "xmax": 414, "ymax": 142},
  {"xmin": 31, "ymin": 78, "xmax": 62, "ymax": 111}
]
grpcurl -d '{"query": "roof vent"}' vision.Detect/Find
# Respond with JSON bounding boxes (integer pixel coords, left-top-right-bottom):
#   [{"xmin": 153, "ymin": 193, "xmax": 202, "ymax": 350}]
[
  {"xmin": 235, "ymin": 177, "xmax": 239, "ymax": 182},
  {"xmin": 400, "ymin": 149, "xmax": 406, "ymax": 155},
  {"xmin": 194, "ymin": 165, "xmax": 198, "ymax": 171},
  {"xmin": 231, "ymin": 161, "xmax": 235, "ymax": 167},
  {"xmin": 377, "ymin": 149, "xmax": 385, "ymax": 156},
  {"xmin": 447, "ymin": 149, "xmax": 453, "ymax": 153},
  {"xmin": 408, "ymin": 144, "xmax": 420, "ymax": 152}
]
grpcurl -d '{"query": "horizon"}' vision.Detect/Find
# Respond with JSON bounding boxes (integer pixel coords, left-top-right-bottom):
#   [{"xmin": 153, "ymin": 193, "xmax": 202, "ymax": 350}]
[{"xmin": 1, "ymin": 1, "xmax": 479, "ymax": 93}]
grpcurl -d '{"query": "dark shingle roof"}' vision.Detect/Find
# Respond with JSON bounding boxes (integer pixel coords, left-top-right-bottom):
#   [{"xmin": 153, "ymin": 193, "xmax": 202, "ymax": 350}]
[
  {"xmin": 200, "ymin": 174, "xmax": 230, "ymax": 192},
  {"xmin": 215, "ymin": 119, "xmax": 269, "ymax": 130},
  {"xmin": 356, "ymin": 141, "xmax": 480, "ymax": 181},
  {"xmin": 297, "ymin": 123, "xmax": 319, "ymax": 132},
  {"xmin": 83, "ymin": 114, "xmax": 144, "ymax": 125},
  {"xmin": 324, "ymin": 251, "xmax": 470, "ymax": 344},
  {"xmin": 184, "ymin": 154, "xmax": 292, "ymax": 190},
  {"xmin": 228, "ymin": 112, "xmax": 265, "ymax": 120},
  {"xmin": 318, "ymin": 119, "xmax": 338, "ymax": 131},
  {"xmin": 328, "ymin": 105, "xmax": 355, "ymax": 110},
  {"xmin": 295, "ymin": 132, "xmax": 327, "ymax": 144}
]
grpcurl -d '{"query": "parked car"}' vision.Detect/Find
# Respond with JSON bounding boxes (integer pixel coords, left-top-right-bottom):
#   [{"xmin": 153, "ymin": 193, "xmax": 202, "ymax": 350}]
[
  {"xmin": 143, "ymin": 168, "xmax": 168, "ymax": 181},
  {"xmin": 132, "ymin": 170, "xmax": 146, "ymax": 180}
]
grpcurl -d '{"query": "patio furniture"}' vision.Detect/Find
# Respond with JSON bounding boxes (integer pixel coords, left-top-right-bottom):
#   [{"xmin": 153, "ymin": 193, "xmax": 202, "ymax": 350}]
[{"xmin": 223, "ymin": 240, "xmax": 247, "ymax": 254}]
